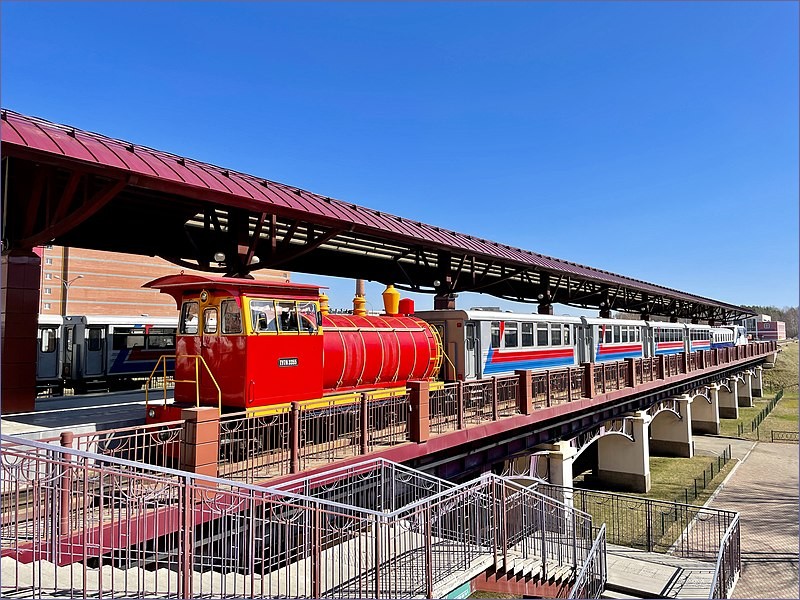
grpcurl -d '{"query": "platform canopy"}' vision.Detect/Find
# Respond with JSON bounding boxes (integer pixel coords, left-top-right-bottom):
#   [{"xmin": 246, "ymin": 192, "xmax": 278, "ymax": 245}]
[{"xmin": 0, "ymin": 109, "xmax": 753, "ymax": 322}]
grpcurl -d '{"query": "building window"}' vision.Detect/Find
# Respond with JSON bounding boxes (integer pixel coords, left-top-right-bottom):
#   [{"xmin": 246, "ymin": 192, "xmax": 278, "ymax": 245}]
[
  {"xmin": 45, "ymin": 273, "xmax": 52, "ymax": 280},
  {"xmin": 45, "ymin": 244, "xmax": 53, "ymax": 249},
  {"xmin": 43, "ymin": 288, "xmax": 51, "ymax": 295},
  {"xmin": 45, "ymin": 258, "xmax": 53, "ymax": 265},
  {"xmin": 43, "ymin": 303, "xmax": 51, "ymax": 310}
]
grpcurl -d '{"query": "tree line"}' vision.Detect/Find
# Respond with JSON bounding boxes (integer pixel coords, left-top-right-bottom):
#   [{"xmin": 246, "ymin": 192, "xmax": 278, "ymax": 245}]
[{"xmin": 743, "ymin": 305, "xmax": 798, "ymax": 339}]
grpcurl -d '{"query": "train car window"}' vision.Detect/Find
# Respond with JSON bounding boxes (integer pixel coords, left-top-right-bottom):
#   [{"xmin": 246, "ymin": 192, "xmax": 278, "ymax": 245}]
[
  {"xmin": 221, "ymin": 300, "xmax": 243, "ymax": 334},
  {"xmin": 537, "ymin": 324, "xmax": 549, "ymax": 346},
  {"xmin": 613, "ymin": 326, "xmax": 621, "ymax": 343},
  {"xmin": 551, "ymin": 325, "xmax": 562, "ymax": 346},
  {"xmin": 504, "ymin": 322, "xmax": 518, "ymax": 348},
  {"xmin": 297, "ymin": 301, "xmax": 320, "ymax": 333},
  {"xmin": 277, "ymin": 301, "xmax": 299, "ymax": 333},
  {"xmin": 491, "ymin": 322, "xmax": 501, "ymax": 348},
  {"xmin": 250, "ymin": 300, "xmax": 277, "ymax": 332},
  {"xmin": 564, "ymin": 325, "xmax": 570, "ymax": 345},
  {"xmin": 147, "ymin": 328, "xmax": 175, "ymax": 349},
  {"xmin": 181, "ymin": 302, "xmax": 200, "ymax": 335},
  {"xmin": 40, "ymin": 327, "xmax": 57, "ymax": 353},
  {"xmin": 87, "ymin": 328, "xmax": 104, "ymax": 352},
  {"xmin": 621, "ymin": 328, "xmax": 629, "ymax": 343},
  {"xmin": 521, "ymin": 322, "xmax": 534, "ymax": 347},
  {"xmin": 112, "ymin": 329, "xmax": 143, "ymax": 350},
  {"xmin": 203, "ymin": 308, "xmax": 218, "ymax": 334}
]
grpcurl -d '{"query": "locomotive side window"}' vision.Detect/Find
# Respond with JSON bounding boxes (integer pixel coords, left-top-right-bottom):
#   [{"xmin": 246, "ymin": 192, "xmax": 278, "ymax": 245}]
[
  {"xmin": 250, "ymin": 300, "xmax": 277, "ymax": 332},
  {"xmin": 537, "ymin": 324, "xmax": 548, "ymax": 346},
  {"xmin": 40, "ymin": 327, "xmax": 57, "ymax": 353},
  {"xmin": 277, "ymin": 301, "xmax": 299, "ymax": 333},
  {"xmin": 521, "ymin": 322, "xmax": 534, "ymax": 347},
  {"xmin": 504, "ymin": 322, "xmax": 518, "ymax": 348},
  {"xmin": 297, "ymin": 301, "xmax": 320, "ymax": 333},
  {"xmin": 181, "ymin": 302, "xmax": 199, "ymax": 335},
  {"xmin": 221, "ymin": 300, "xmax": 243, "ymax": 334},
  {"xmin": 203, "ymin": 308, "xmax": 218, "ymax": 334},
  {"xmin": 491, "ymin": 322, "xmax": 501, "ymax": 348}
]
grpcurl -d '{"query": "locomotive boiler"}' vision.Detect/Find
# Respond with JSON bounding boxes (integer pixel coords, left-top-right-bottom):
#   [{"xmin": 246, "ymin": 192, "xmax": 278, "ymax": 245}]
[{"xmin": 144, "ymin": 274, "xmax": 441, "ymax": 424}]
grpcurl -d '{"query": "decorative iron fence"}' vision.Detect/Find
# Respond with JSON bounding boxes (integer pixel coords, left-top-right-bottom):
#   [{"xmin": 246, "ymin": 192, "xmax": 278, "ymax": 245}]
[
  {"xmin": 1, "ymin": 435, "xmax": 601, "ymax": 599},
  {"xmin": 533, "ymin": 482, "xmax": 740, "ymax": 599}
]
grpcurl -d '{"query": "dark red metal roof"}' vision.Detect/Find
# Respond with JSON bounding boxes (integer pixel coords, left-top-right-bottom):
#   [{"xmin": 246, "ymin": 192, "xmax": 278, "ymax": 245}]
[{"xmin": 0, "ymin": 109, "xmax": 752, "ymax": 319}]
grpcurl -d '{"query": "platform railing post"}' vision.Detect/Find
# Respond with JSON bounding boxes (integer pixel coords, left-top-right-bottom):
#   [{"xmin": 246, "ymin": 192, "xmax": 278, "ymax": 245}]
[
  {"xmin": 516, "ymin": 369, "xmax": 533, "ymax": 415},
  {"xmin": 582, "ymin": 362, "xmax": 594, "ymax": 399},
  {"xmin": 360, "ymin": 392, "xmax": 370, "ymax": 454},
  {"xmin": 409, "ymin": 380, "xmax": 430, "ymax": 443},
  {"xmin": 58, "ymin": 431, "xmax": 74, "ymax": 555},
  {"xmin": 682, "ymin": 352, "xmax": 689, "ymax": 374},
  {"xmin": 491, "ymin": 376, "xmax": 499, "ymax": 420},
  {"xmin": 457, "ymin": 380, "xmax": 465, "ymax": 429},
  {"xmin": 625, "ymin": 358, "xmax": 635, "ymax": 387},
  {"xmin": 545, "ymin": 370, "xmax": 552, "ymax": 407},
  {"xmin": 180, "ymin": 407, "xmax": 220, "ymax": 481},
  {"xmin": 290, "ymin": 402, "xmax": 300, "ymax": 474},
  {"xmin": 567, "ymin": 367, "xmax": 573, "ymax": 402},
  {"xmin": 658, "ymin": 355, "xmax": 666, "ymax": 379}
]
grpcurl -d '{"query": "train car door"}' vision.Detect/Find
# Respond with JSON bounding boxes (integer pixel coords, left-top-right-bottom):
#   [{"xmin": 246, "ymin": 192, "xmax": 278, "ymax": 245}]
[
  {"xmin": 36, "ymin": 324, "xmax": 60, "ymax": 382},
  {"xmin": 62, "ymin": 319, "xmax": 82, "ymax": 382},
  {"xmin": 84, "ymin": 326, "xmax": 106, "ymax": 377},
  {"xmin": 465, "ymin": 322, "xmax": 479, "ymax": 380}
]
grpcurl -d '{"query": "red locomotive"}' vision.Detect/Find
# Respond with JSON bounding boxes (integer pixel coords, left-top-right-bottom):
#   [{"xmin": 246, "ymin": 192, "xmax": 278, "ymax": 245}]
[{"xmin": 144, "ymin": 274, "xmax": 442, "ymax": 424}]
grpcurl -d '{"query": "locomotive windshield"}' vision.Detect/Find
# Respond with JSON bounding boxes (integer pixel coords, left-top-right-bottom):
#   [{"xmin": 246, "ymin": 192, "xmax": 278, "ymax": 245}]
[{"xmin": 249, "ymin": 299, "xmax": 321, "ymax": 334}]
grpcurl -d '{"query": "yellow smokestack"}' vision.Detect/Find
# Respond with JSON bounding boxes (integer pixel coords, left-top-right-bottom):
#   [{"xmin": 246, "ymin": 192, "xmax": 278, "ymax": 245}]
[{"xmin": 382, "ymin": 284, "xmax": 400, "ymax": 316}]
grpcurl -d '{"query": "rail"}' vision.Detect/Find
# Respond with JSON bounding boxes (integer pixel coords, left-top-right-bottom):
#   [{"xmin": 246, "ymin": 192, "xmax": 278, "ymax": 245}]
[
  {"xmin": 568, "ymin": 524, "xmax": 607, "ymax": 600},
  {"xmin": 533, "ymin": 482, "xmax": 741, "ymax": 598},
  {"xmin": 1, "ymin": 435, "xmax": 597, "ymax": 599},
  {"xmin": 145, "ymin": 353, "xmax": 222, "ymax": 413}
]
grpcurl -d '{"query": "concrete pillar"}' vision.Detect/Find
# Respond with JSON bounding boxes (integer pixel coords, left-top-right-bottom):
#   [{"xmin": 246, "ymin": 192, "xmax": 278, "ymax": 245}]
[
  {"xmin": 535, "ymin": 441, "xmax": 577, "ymax": 507},
  {"xmin": 738, "ymin": 371, "xmax": 754, "ymax": 408},
  {"xmin": 1, "ymin": 251, "xmax": 41, "ymax": 414},
  {"xmin": 597, "ymin": 412, "xmax": 651, "ymax": 493},
  {"xmin": 650, "ymin": 395, "xmax": 693, "ymax": 458},
  {"xmin": 180, "ymin": 407, "xmax": 220, "ymax": 482},
  {"xmin": 752, "ymin": 366, "xmax": 764, "ymax": 398},
  {"xmin": 718, "ymin": 378, "xmax": 739, "ymax": 419},
  {"xmin": 691, "ymin": 386, "xmax": 720, "ymax": 435},
  {"xmin": 516, "ymin": 369, "xmax": 533, "ymax": 414}
]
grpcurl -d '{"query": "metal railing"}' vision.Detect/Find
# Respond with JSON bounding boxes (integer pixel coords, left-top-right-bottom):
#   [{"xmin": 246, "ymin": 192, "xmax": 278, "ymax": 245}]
[
  {"xmin": 533, "ymin": 482, "xmax": 740, "ymax": 598},
  {"xmin": 218, "ymin": 406, "xmax": 292, "ymax": 482},
  {"xmin": 771, "ymin": 430, "xmax": 799, "ymax": 443},
  {"xmin": 568, "ymin": 524, "xmax": 607, "ymax": 600},
  {"xmin": 145, "ymin": 353, "xmax": 222, "ymax": 412},
  {"xmin": 1, "ymin": 435, "xmax": 599, "ymax": 599}
]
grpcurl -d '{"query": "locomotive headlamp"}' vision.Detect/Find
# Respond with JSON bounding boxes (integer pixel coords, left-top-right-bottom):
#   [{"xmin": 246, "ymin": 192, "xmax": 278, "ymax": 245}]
[
  {"xmin": 200, "ymin": 290, "xmax": 209, "ymax": 302},
  {"xmin": 148, "ymin": 408, "xmax": 156, "ymax": 418}
]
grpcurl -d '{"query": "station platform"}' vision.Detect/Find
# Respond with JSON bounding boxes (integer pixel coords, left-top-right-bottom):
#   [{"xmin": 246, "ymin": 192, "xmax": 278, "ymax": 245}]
[{"xmin": 0, "ymin": 390, "xmax": 168, "ymax": 440}]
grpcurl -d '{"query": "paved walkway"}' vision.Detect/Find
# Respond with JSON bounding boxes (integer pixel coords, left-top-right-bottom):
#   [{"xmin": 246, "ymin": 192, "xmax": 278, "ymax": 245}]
[
  {"xmin": 0, "ymin": 389, "xmax": 163, "ymax": 439},
  {"xmin": 702, "ymin": 439, "xmax": 799, "ymax": 599}
]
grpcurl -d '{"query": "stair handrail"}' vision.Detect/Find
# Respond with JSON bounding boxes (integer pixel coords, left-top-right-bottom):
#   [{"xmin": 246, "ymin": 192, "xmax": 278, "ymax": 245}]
[
  {"xmin": 145, "ymin": 354, "xmax": 222, "ymax": 413},
  {"xmin": 568, "ymin": 523, "xmax": 607, "ymax": 599}
]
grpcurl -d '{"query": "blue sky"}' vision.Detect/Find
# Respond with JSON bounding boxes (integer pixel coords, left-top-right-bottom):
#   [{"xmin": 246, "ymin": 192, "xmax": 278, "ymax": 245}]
[{"xmin": 2, "ymin": 1, "xmax": 797, "ymax": 314}]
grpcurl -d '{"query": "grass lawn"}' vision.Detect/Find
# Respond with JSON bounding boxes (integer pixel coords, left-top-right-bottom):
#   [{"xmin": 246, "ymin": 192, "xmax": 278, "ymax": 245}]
[{"xmin": 717, "ymin": 341, "xmax": 798, "ymax": 439}]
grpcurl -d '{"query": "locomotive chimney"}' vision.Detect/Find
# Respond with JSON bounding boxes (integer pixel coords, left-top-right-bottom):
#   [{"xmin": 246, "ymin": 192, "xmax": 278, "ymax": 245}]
[
  {"xmin": 353, "ymin": 279, "xmax": 367, "ymax": 316},
  {"xmin": 382, "ymin": 284, "xmax": 400, "ymax": 316},
  {"xmin": 319, "ymin": 292, "xmax": 329, "ymax": 316}
]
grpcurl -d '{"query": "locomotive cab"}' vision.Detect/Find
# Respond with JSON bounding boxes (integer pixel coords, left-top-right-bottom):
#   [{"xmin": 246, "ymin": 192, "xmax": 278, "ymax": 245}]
[{"xmin": 144, "ymin": 274, "xmax": 325, "ymax": 423}]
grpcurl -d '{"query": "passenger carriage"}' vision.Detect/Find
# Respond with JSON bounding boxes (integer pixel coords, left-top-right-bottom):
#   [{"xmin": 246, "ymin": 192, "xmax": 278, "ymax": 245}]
[
  {"xmin": 582, "ymin": 318, "xmax": 646, "ymax": 363},
  {"xmin": 414, "ymin": 309, "xmax": 582, "ymax": 381}
]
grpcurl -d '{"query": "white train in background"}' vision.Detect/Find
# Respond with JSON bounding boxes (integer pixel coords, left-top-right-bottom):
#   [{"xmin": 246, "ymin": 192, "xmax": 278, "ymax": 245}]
[{"xmin": 36, "ymin": 315, "xmax": 177, "ymax": 395}]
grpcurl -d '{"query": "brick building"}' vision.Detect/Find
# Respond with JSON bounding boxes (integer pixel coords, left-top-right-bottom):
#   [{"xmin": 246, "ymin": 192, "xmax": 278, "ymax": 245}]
[{"xmin": 37, "ymin": 246, "xmax": 290, "ymax": 318}]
